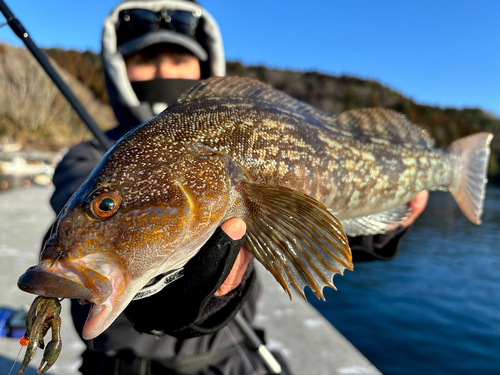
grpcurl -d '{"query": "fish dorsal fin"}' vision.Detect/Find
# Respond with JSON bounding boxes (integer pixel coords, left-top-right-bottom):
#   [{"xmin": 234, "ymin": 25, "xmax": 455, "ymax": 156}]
[
  {"xmin": 237, "ymin": 183, "xmax": 353, "ymax": 300},
  {"xmin": 334, "ymin": 108, "xmax": 435, "ymax": 148},
  {"xmin": 337, "ymin": 204, "xmax": 411, "ymax": 237},
  {"xmin": 180, "ymin": 78, "xmax": 435, "ymax": 148},
  {"xmin": 178, "ymin": 76, "xmax": 330, "ymax": 119}
]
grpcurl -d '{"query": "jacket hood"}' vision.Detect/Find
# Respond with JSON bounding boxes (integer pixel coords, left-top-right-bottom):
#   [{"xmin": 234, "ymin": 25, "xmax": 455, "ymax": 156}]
[{"xmin": 101, "ymin": 0, "xmax": 225, "ymax": 131}]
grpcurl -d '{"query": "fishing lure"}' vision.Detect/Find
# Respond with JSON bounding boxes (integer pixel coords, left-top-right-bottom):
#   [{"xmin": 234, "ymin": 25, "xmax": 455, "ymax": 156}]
[{"xmin": 16, "ymin": 296, "xmax": 62, "ymax": 375}]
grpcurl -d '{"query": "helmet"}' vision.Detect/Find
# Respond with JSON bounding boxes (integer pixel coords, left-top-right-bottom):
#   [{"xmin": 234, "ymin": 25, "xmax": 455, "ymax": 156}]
[{"xmin": 101, "ymin": 0, "xmax": 225, "ymax": 131}]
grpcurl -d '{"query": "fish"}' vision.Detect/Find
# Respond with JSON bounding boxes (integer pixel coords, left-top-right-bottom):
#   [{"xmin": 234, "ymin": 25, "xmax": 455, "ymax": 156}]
[{"xmin": 18, "ymin": 76, "xmax": 492, "ymax": 340}]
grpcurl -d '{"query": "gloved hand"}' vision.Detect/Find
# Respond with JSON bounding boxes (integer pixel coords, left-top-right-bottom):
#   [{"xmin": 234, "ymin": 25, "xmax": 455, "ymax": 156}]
[
  {"xmin": 349, "ymin": 190, "xmax": 429, "ymax": 262},
  {"xmin": 124, "ymin": 219, "xmax": 256, "ymax": 338}
]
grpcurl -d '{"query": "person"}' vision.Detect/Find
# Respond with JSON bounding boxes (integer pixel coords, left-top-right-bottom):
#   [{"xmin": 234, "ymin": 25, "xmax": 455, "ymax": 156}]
[{"xmin": 46, "ymin": 0, "xmax": 427, "ymax": 374}]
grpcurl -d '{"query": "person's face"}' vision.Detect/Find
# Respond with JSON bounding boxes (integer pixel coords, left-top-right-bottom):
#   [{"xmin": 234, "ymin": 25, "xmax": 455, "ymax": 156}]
[{"xmin": 126, "ymin": 53, "xmax": 201, "ymax": 82}]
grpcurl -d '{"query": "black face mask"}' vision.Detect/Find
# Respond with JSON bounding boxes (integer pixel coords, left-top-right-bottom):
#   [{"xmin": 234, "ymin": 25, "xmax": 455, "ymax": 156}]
[{"xmin": 131, "ymin": 78, "xmax": 199, "ymax": 115}]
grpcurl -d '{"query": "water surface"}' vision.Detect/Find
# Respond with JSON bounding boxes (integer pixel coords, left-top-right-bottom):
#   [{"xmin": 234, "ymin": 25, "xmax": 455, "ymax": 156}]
[{"xmin": 310, "ymin": 186, "xmax": 500, "ymax": 375}]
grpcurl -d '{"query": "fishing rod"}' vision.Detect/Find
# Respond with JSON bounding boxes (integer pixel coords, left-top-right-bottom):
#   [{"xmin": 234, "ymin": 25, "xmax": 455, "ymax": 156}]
[
  {"xmin": 1, "ymin": 2, "xmax": 286, "ymax": 374},
  {"xmin": 234, "ymin": 312, "xmax": 284, "ymax": 374},
  {"xmin": 0, "ymin": 0, "xmax": 113, "ymax": 151}
]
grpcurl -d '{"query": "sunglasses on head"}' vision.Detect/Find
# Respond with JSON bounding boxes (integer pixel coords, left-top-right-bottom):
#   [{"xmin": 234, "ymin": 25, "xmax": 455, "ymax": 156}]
[{"xmin": 116, "ymin": 8, "xmax": 202, "ymax": 46}]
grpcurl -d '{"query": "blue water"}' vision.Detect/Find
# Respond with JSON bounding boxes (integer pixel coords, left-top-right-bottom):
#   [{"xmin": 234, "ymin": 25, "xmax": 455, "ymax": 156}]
[{"xmin": 309, "ymin": 186, "xmax": 500, "ymax": 375}]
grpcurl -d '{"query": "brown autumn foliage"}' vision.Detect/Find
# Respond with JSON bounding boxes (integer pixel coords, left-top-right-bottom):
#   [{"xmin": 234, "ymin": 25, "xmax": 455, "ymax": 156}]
[
  {"xmin": 44, "ymin": 48, "xmax": 109, "ymax": 104},
  {"xmin": 0, "ymin": 44, "xmax": 115, "ymax": 151},
  {"xmin": 2, "ymin": 45, "xmax": 499, "ymax": 182}
]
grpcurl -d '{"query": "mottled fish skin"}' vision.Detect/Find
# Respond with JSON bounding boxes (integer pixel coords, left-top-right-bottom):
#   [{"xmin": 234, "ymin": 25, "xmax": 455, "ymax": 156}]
[
  {"xmin": 18, "ymin": 77, "xmax": 491, "ymax": 339},
  {"xmin": 134, "ymin": 98, "xmax": 459, "ymax": 220}
]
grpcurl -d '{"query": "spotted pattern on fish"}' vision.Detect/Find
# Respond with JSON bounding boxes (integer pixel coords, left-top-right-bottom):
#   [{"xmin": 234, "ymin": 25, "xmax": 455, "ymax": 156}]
[{"xmin": 112, "ymin": 96, "xmax": 458, "ymax": 222}]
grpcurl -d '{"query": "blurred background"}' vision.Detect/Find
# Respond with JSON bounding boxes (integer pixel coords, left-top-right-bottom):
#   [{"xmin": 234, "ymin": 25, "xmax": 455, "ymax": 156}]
[{"xmin": 0, "ymin": 1, "xmax": 499, "ymax": 374}]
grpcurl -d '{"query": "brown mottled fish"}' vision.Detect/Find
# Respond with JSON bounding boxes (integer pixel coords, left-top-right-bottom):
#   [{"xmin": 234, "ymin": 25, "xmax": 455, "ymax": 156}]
[{"xmin": 18, "ymin": 77, "xmax": 492, "ymax": 339}]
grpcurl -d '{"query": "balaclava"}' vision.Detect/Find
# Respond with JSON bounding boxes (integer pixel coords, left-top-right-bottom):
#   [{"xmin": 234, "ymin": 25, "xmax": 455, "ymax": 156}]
[{"xmin": 101, "ymin": 0, "xmax": 225, "ymax": 132}]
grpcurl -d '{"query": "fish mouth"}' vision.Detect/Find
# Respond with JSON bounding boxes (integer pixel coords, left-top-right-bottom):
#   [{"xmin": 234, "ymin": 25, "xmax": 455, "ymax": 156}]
[
  {"xmin": 18, "ymin": 259, "xmax": 131, "ymax": 340},
  {"xmin": 18, "ymin": 265, "xmax": 99, "ymax": 302}
]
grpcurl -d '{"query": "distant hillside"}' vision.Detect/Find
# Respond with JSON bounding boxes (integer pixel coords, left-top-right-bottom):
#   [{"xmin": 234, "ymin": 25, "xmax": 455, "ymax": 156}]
[
  {"xmin": 2, "ymin": 45, "xmax": 499, "ymax": 182},
  {"xmin": 0, "ymin": 44, "xmax": 115, "ymax": 151}
]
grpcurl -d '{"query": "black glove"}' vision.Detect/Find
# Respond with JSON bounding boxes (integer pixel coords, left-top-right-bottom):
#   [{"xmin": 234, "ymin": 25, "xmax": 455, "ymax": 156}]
[
  {"xmin": 124, "ymin": 227, "xmax": 256, "ymax": 338},
  {"xmin": 349, "ymin": 226, "xmax": 409, "ymax": 262}
]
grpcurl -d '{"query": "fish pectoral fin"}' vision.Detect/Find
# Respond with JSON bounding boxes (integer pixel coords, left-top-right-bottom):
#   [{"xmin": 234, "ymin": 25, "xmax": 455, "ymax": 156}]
[
  {"xmin": 337, "ymin": 205, "xmax": 411, "ymax": 237},
  {"xmin": 240, "ymin": 183, "xmax": 352, "ymax": 300}
]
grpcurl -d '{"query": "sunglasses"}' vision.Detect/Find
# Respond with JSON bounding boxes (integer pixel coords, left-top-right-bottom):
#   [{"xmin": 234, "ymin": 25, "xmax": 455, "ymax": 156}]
[{"xmin": 116, "ymin": 8, "xmax": 202, "ymax": 46}]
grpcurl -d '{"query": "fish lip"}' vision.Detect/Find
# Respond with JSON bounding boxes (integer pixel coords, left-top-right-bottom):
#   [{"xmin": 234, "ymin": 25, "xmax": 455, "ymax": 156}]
[
  {"xmin": 82, "ymin": 301, "xmax": 112, "ymax": 340},
  {"xmin": 18, "ymin": 265, "xmax": 97, "ymax": 302},
  {"xmin": 18, "ymin": 261, "xmax": 114, "ymax": 305},
  {"xmin": 53, "ymin": 260, "xmax": 114, "ymax": 304},
  {"xmin": 82, "ymin": 274, "xmax": 133, "ymax": 340}
]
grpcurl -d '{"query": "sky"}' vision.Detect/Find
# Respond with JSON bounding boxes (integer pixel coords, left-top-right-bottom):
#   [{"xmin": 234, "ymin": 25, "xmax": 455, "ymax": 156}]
[{"xmin": 1, "ymin": 0, "xmax": 499, "ymax": 116}]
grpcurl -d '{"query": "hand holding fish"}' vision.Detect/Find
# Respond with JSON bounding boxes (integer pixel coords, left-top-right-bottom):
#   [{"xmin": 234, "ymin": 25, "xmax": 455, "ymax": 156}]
[
  {"xmin": 215, "ymin": 218, "xmax": 252, "ymax": 297},
  {"xmin": 401, "ymin": 190, "xmax": 429, "ymax": 228}
]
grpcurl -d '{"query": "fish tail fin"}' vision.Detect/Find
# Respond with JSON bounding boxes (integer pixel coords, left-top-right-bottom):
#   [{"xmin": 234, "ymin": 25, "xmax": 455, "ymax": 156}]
[{"xmin": 447, "ymin": 132, "xmax": 493, "ymax": 224}]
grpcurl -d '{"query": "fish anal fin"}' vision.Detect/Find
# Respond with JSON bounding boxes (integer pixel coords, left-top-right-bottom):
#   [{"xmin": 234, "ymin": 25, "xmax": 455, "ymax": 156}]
[
  {"xmin": 338, "ymin": 205, "xmax": 411, "ymax": 237},
  {"xmin": 447, "ymin": 132, "xmax": 493, "ymax": 224},
  {"xmin": 236, "ymin": 183, "xmax": 352, "ymax": 300}
]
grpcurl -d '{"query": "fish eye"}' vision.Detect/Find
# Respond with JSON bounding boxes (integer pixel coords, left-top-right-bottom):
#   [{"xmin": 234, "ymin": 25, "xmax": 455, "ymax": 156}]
[{"xmin": 91, "ymin": 192, "xmax": 122, "ymax": 219}]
